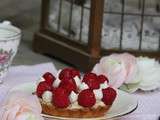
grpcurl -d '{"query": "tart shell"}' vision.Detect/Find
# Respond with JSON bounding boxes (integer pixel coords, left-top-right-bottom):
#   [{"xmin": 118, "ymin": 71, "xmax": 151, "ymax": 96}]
[{"xmin": 40, "ymin": 100, "xmax": 111, "ymax": 118}]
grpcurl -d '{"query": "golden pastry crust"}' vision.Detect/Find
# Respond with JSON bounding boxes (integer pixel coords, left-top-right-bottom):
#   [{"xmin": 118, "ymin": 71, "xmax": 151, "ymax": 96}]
[{"xmin": 40, "ymin": 100, "xmax": 111, "ymax": 118}]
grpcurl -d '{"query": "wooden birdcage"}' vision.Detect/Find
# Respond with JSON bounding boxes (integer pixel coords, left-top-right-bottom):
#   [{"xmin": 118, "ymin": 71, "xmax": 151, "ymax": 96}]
[{"xmin": 33, "ymin": 0, "xmax": 160, "ymax": 72}]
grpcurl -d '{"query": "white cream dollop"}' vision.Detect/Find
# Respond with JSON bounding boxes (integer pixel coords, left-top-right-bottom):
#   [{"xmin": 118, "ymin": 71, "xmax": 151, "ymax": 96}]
[
  {"xmin": 56, "ymin": 69, "xmax": 62, "ymax": 77},
  {"xmin": 67, "ymin": 102, "xmax": 83, "ymax": 110},
  {"xmin": 42, "ymin": 91, "xmax": 52, "ymax": 103},
  {"xmin": 100, "ymin": 81, "xmax": 109, "ymax": 89},
  {"xmin": 53, "ymin": 78, "xmax": 61, "ymax": 87},
  {"xmin": 74, "ymin": 76, "xmax": 81, "ymax": 87},
  {"xmin": 93, "ymin": 89, "xmax": 103, "ymax": 100},
  {"xmin": 93, "ymin": 101, "xmax": 105, "ymax": 108},
  {"xmin": 36, "ymin": 77, "xmax": 45, "ymax": 85},
  {"xmin": 79, "ymin": 82, "xmax": 89, "ymax": 91},
  {"xmin": 69, "ymin": 91, "xmax": 78, "ymax": 103}
]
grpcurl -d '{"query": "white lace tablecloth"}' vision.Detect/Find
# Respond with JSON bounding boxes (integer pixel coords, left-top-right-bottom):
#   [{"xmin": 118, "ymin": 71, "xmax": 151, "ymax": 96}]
[{"xmin": 0, "ymin": 63, "xmax": 160, "ymax": 120}]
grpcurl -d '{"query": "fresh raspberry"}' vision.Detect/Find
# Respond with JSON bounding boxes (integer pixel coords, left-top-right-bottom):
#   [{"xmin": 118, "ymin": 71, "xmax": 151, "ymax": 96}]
[
  {"xmin": 102, "ymin": 87, "xmax": 117, "ymax": 105},
  {"xmin": 59, "ymin": 78, "xmax": 77, "ymax": 94},
  {"xmin": 43, "ymin": 72, "xmax": 56, "ymax": 85},
  {"xmin": 71, "ymin": 68, "xmax": 80, "ymax": 78},
  {"xmin": 59, "ymin": 68, "xmax": 80, "ymax": 80},
  {"xmin": 51, "ymin": 86, "xmax": 55, "ymax": 93},
  {"xmin": 52, "ymin": 87, "xmax": 70, "ymax": 108},
  {"xmin": 36, "ymin": 81, "xmax": 52, "ymax": 98},
  {"xmin": 82, "ymin": 73, "xmax": 100, "ymax": 89},
  {"xmin": 98, "ymin": 75, "xmax": 109, "ymax": 84},
  {"xmin": 78, "ymin": 89, "xmax": 96, "ymax": 107}
]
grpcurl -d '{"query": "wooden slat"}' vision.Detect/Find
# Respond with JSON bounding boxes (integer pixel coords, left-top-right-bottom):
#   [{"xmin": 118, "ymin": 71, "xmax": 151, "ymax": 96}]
[
  {"xmin": 33, "ymin": 32, "xmax": 99, "ymax": 72},
  {"xmin": 40, "ymin": 0, "xmax": 50, "ymax": 29},
  {"xmin": 101, "ymin": 49, "xmax": 160, "ymax": 60},
  {"xmin": 88, "ymin": 0, "xmax": 104, "ymax": 58}
]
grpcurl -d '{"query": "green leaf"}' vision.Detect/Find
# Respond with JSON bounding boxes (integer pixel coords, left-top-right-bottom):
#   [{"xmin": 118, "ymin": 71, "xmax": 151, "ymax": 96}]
[{"xmin": 119, "ymin": 82, "xmax": 140, "ymax": 93}]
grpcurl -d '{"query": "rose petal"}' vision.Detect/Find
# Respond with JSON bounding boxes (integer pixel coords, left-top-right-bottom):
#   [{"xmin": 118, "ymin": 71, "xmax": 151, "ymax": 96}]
[
  {"xmin": 92, "ymin": 53, "xmax": 137, "ymax": 88},
  {"xmin": 0, "ymin": 91, "xmax": 44, "ymax": 120}
]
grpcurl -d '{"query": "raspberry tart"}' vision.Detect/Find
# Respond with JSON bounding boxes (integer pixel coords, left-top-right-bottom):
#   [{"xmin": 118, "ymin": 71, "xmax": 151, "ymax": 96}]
[{"xmin": 36, "ymin": 68, "xmax": 117, "ymax": 118}]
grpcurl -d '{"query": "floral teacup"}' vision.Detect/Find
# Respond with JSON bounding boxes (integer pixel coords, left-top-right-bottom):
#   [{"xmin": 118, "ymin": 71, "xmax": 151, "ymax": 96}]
[{"xmin": 0, "ymin": 21, "xmax": 21, "ymax": 83}]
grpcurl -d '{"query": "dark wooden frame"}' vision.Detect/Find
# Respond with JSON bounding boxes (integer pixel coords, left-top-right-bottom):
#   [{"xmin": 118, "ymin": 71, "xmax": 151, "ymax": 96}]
[{"xmin": 33, "ymin": 0, "xmax": 160, "ymax": 72}]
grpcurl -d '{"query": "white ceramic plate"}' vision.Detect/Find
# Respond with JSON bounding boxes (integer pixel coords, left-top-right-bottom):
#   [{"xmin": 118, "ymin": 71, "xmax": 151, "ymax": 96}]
[{"xmin": 11, "ymin": 82, "xmax": 138, "ymax": 120}]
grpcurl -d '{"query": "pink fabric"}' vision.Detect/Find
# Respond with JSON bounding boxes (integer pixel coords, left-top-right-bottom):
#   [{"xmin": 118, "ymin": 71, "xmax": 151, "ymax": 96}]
[
  {"xmin": 0, "ymin": 63, "xmax": 57, "ymax": 120},
  {"xmin": 119, "ymin": 90, "xmax": 160, "ymax": 120}
]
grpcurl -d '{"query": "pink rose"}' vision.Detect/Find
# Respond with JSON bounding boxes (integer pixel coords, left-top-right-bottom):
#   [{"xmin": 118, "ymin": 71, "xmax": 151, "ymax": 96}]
[
  {"xmin": 0, "ymin": 91, "xmax": 44, "ymax": 120},
  {"xmin": 0, "ymin": 53, "xmax": 9, "ymax": 64},
  {"xmin": 92, "ymin": 53, "xmax": 137, "ymax": 88}
]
